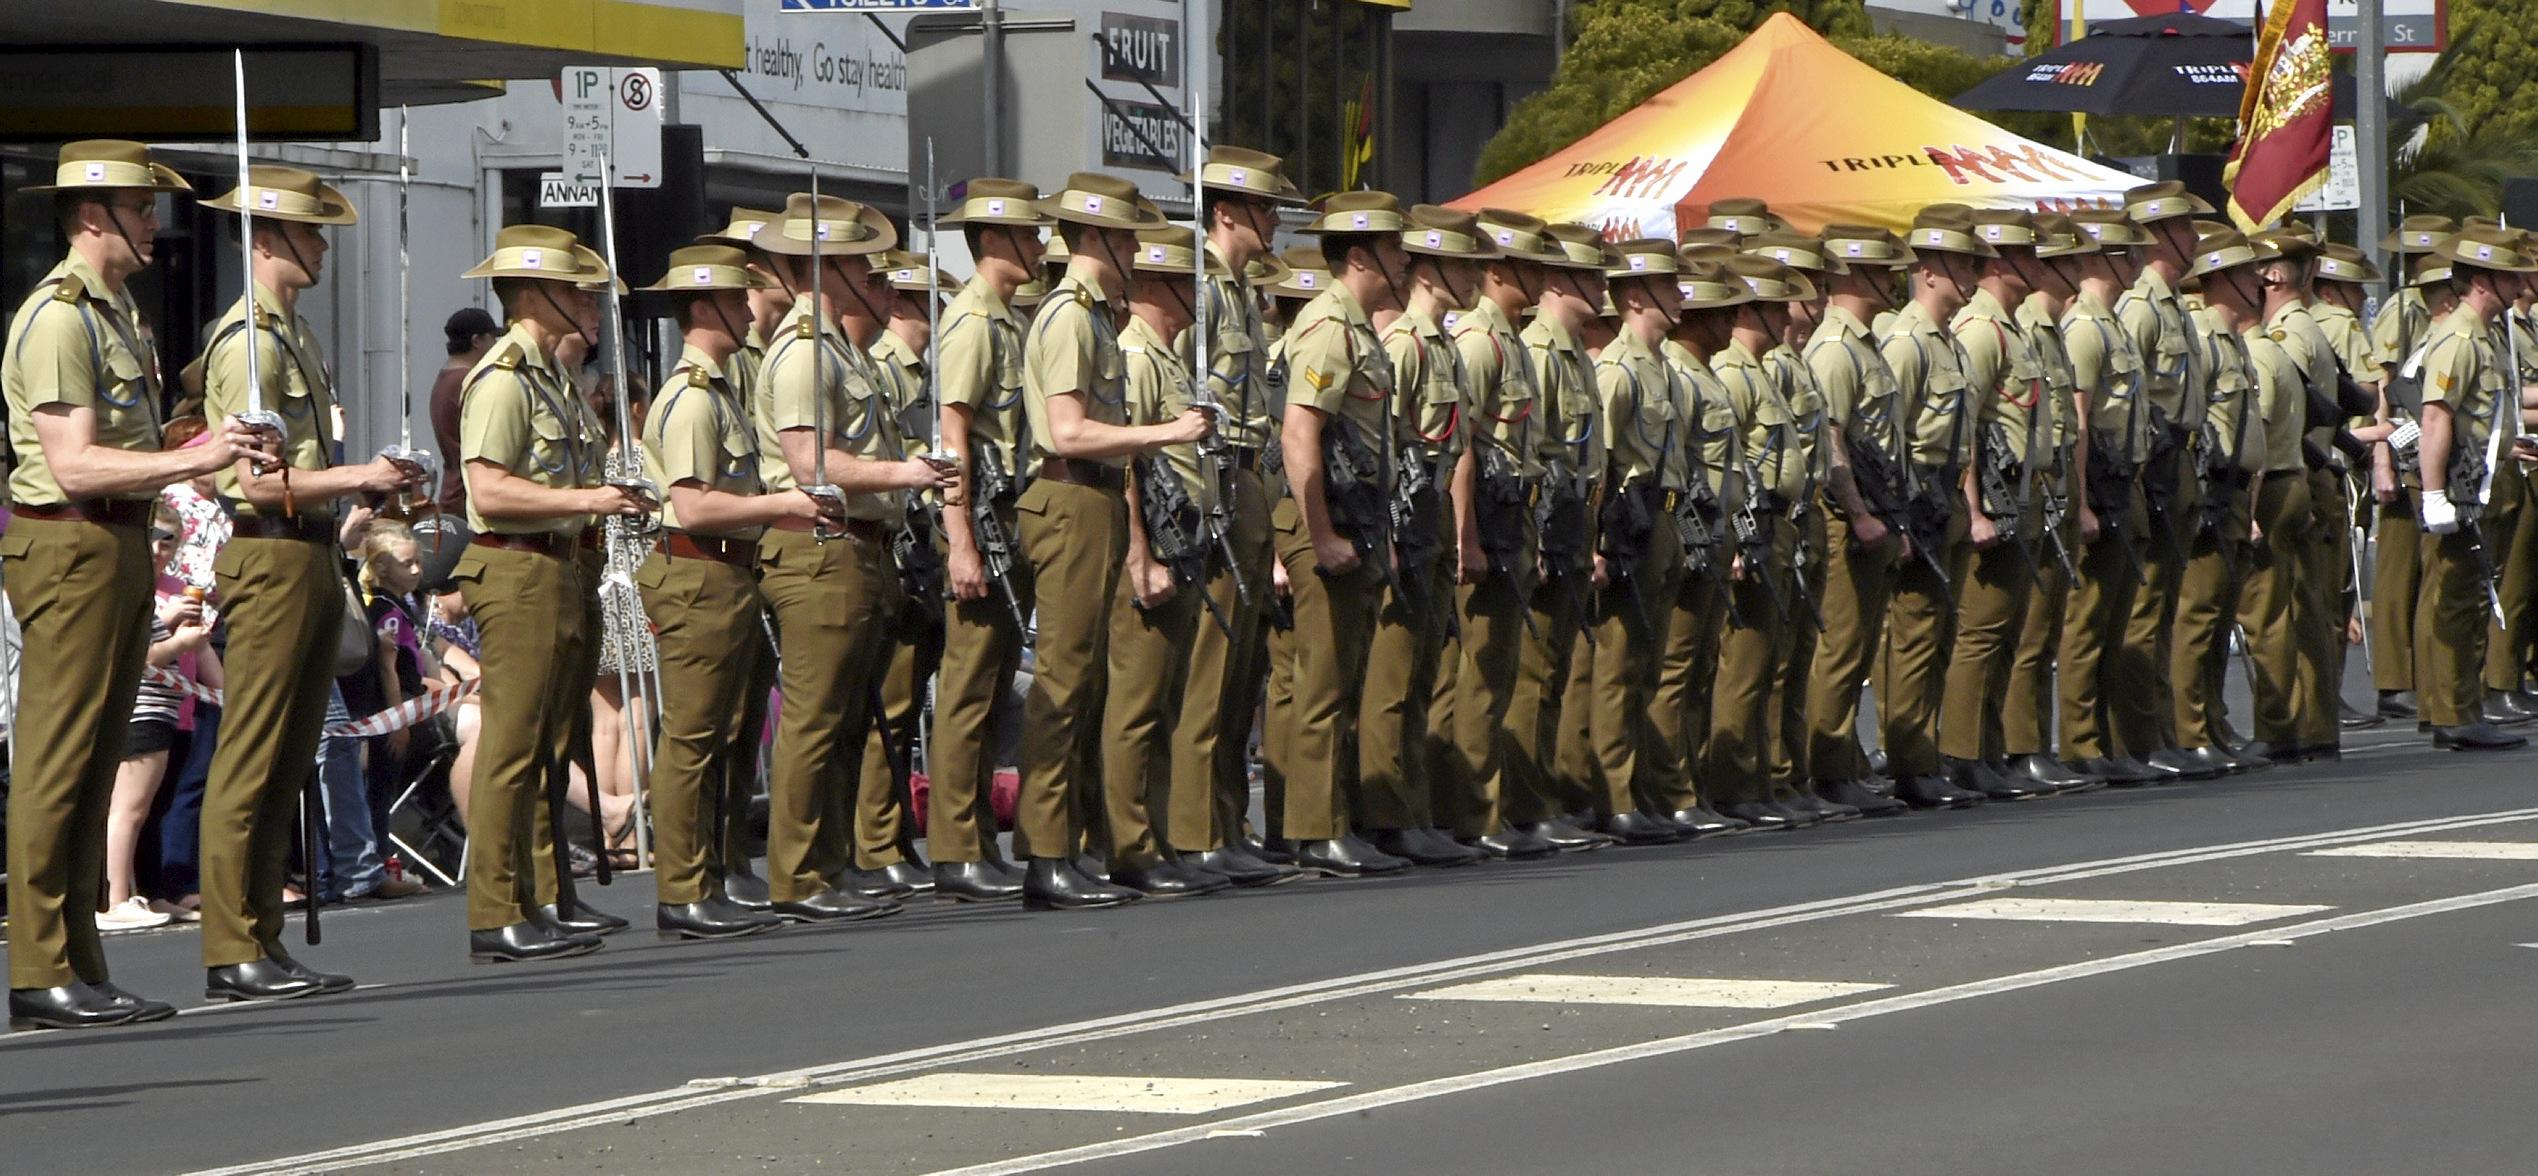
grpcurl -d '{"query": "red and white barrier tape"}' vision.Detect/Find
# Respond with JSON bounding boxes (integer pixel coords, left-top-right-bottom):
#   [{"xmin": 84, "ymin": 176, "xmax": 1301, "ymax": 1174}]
[{"xmin": 143, "ymin": 667, "xmax": 478, "ymax": 737}]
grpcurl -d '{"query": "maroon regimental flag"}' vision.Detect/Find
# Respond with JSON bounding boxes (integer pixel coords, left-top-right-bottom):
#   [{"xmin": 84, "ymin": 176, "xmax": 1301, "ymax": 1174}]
[{"xmin": 2223, "ymin": 0, "xmax": 2333, "ymax": 231}]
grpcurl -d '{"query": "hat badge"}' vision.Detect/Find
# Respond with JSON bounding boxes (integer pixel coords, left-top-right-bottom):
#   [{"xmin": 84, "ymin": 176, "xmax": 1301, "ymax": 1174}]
[
  {"xmin": 692, "ymin": 266, "xmax": 713, "ymax": 286},
  {"xmin": 1083, "ymin": 194, "xmax": 1105, "ymax": 214},
  {"xmin": 2477, "ymin": 244, "xmax": 2495, "ymax": 261},
  {"xmin": 256, "ymin": 190, "xmax": 281, "ymax": 210},
  {"xmin": 1845, "ymin": 243, "xmax": 1865, "ymax": 256},
  {"xmin": 1147, "ymin": 245, "xmax": 1167, "ymax": 262},
  {"xmin": 744, "ymin": 222, "xmax": 766, "ymax": 238},
  {"xmin": 1496, "ymin": 229, "xmax": 1515, "ymax": 245},
  {"xmin": 2207, "ymin": 252, "xmax": 2223, "ymax": 267},
  {"xmin": 1298, "ymin": 274, "xmax": 1316, "ymax": 288},
  {"xmin": 1351, "ymin": 212, "xmax": 1370, "ymax": 230},
  {"xmin": 520, "ymin": 249, "xmax": 545, "ymax": 270},
  {"xmin": 815, "ymin": 224, "xmax": 832, "ymax": 240},
  {"xmin": 985, "ymin": 198, "xmax": 1006, "ymax": 216},
  {"xmin": 895, "ymin": 268, "xmax": 916, "ymax": 282},
  {"xmin": 1228, "ymin": 168, "xmax": 1248, "ymax": 186},
  {"xmin": 1425, "ymin": 230, "xmax": 1444, "ymax": 248},
  {"xmin": 1771, "ymin": 249, "xmax": 1791, "ymax": 262},
  {"xmin": 84, "ymin": 162, "xmax": 107, "ymax": 182},
  {"xmin": 1629, "ymin": 254, "xmax": 1649, "ymax": 271}
]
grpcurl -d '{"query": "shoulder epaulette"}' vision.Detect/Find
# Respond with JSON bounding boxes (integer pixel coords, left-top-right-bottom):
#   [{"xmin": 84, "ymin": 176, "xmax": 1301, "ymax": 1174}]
[
  {"xmin": 796, "ymin": 315, "xmax": 819, "ymax": 341},
  {"xmin": 687, "ymin": 365, "xmax": 710, "ymax": 389},
  {"xmin": 51, "ymin": 273, "xmax": 85, "ymax": 304},
  {"xmin": 491, "ymin": 342, "xmax": 525, "ymax": 371}
]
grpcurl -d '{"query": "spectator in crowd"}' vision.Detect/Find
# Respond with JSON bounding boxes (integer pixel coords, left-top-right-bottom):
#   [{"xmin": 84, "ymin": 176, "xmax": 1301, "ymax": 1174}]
[
  {"xmin": 101, "ymin": 508, "xmax": 218, "ymax": 932},
  {"xmin": 313, "ymin": 508, "xmax": 424, "ymax": 903},
  {"xmin": 587, "ymin": 364, "xmax": 652, "ymax": 871},
  {"xmin": 425, "ymin": 579, "xmax": 484, "ymax": 828},
  {"xmin": 428, "ymin": 306, "xmax": 501, "ymax": 518}
]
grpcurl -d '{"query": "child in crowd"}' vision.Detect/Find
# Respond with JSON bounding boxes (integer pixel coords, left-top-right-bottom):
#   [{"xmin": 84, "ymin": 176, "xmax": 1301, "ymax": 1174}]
[{"xmin": 101, "ymin": 508, "xmax": 220, "ymax": 932}]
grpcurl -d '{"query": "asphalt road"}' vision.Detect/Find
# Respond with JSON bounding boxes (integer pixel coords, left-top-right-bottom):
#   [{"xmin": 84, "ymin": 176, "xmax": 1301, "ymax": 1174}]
[{"xmin": 5, "ymin": 714, "xmax": 2537, "ymax": 1176}]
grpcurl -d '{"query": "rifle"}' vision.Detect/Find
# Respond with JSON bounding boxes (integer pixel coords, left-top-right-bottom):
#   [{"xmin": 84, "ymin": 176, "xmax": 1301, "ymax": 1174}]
[
  {"xmin": 1321, "ymin": 413, "xmax": 1402, "ymax": 605},
  {"xmin": 967, "ymin": 441, "xmax": 1033, "ymax": 631},
  {"xmin": 1850, "ymin": 435, "xmax": 1954, "ymax": 609},
  {"xmin": 2039, "ymin": 443, "xmax": 2078, "ymax": 579},
  {"xmin": 1474, "ymin": 444, "xmax": 1543, "ymax": 642},
  {"xmin": 2084, "ymin": 436, "xmax": 2147, "ymax": 586},
  {"xmin": 1391, "ymin": 437, "xmax": 1454, "ymax": 638},
  {"xmin": 895, "ymin": 138, "xmax": 950, "ymax": 629},
  {"xmin": 1134, "ymin": 454, "xmax": 1237, "ymax": 638},
  {"xmin": 1535, "ymin": 451, "xmax": 1596, "ymax": 645},
  {"xmin": 2202, "ymin": 334, "xmax": 2258, "ymax": 582},
  {"xmin": 1732, "ymin": 421, "xmax": 1792, "ymax": 628},
  {"xmin": 1978, "ymin": 420, "xmax": 2045, "ymax": 590}
]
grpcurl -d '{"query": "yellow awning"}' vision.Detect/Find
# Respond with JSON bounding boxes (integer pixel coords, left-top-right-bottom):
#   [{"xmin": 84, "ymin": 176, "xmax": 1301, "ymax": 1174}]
[{"xmin": 163, "ymin": 0, "xmax": 744, "ymax": 68}]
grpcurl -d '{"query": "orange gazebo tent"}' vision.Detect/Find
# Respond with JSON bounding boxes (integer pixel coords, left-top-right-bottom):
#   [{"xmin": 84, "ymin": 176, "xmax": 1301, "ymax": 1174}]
[{"xmin": 1453, "ymin": 13, "xmax": 2140, "ymax": 236}]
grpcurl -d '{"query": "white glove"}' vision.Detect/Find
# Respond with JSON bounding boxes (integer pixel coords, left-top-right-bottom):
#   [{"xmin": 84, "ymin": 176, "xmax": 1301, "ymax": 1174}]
[{"xmin": 2421, "ymin": 487, "xmax": 2460, "ymax": 534}]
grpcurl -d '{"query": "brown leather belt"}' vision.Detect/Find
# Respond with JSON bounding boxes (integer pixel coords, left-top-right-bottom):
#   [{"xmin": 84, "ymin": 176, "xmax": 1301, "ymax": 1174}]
[
  {"xmin": 767, "ymin": 516, "xmax": 885, "ymax": 541},
  {"xmin": 657, "ymin": 531, "xmax": 759, "ymax": 565},
  {"xmin": 1228, "ymin": 446, "xmax": 1262, "ymax": 472},
  {"xmin": 471, "ymin": 529, "xmax": 595, "ymax": 557},
  {"xmin": 13, "ymin": 499, "xmax": 152, "ymax": 528},
  {"xmin": 1037, "ymin": 457, "xmax": 1125, "ymax": 492},
  {"xmin": 228, "ymin": 513, "xmax": 338, "ymax": 543}
]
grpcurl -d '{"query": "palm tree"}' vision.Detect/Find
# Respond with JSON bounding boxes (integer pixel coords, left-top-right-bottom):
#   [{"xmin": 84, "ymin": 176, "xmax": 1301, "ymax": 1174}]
[{"xmin": 2388, "ymin": 31, "xmax": 2538, "ymax": 219}]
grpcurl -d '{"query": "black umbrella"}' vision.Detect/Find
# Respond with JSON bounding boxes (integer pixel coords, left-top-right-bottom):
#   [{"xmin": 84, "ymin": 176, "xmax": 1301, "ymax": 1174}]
[{"xmin": 1955, "ymin": 12, "xmax": 2380, "ymax": 119}]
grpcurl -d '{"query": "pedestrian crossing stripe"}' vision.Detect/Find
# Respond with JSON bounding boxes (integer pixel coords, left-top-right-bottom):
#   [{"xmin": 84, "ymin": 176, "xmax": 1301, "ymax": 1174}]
[
  {"xmin": 2306, "ymin": 841, "xmax": 2538, "ymax": 860},
  {"xmin": 1400, "ymin": 973, "xmax": 1890, "ymax": 1009},
  {"xmin": 1894, "ymin": 898, "xmax": 2333, "ymax": 926},
  {"xmin": 790, "ymin": 1074, "xmax": 1344, "ymax": 1115}
]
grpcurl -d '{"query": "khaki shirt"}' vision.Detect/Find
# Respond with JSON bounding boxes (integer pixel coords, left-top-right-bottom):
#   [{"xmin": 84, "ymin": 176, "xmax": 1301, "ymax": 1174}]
[
  {"xmin": 938, "ymin": 275, "xmax": 1027, "ymax": 460},
  {"xmin": 2420, "ymin": 303, "xmax": 2508, "ymax": 499},
  {"xmin": 733, "ymin": 324, "xmax": 770, "ymax": 413},
  {"xmin": 1769, "ymin": 342, "xmax": 1828, "ymax": 485},
  {"xmin": 1662, "ymin": 338, "xmax": 1738, "ymax": 501},
  {"xmin": 1806, "ymin": 303, "xmax": 1902, "ymax": 468},
  {"xmin": 2205, "ymin": 325, "xmax": 2269, "ymax": 477},
  {"xmin": 757, "ymin": 299, "xmax": 901, "ymax": 521},
  {"xmin": 643, "ymin": 343, "xmax": 763, "ymax": 538},
  {"xmin": 1594, "ymin": 328, "xmax": 1675, "ymax": 485},
  {"xmin": 2118, "ymin": 267, "xmax": 2199, "ymax": 427},
  {"xmin": 1451, "ymin": 297, "xmax": 1540, "ymax": 477},
  {"xmin": 1383, "ymin": 307, "xmax": 1466, "ymax": 458},
  {"xmin": 2062, "ymin": 292, "xmax": 2149, "ymax": 465},
  {"xmin": 1953, "ymin": 288, "xmax": 2044, "ymax": 467},
  {"xmin": 1283, "ymin": 282, "xmax": 1393, "ymax": 444},
  {"xmin": 2246, "ymin": 326, "xmax": 2307, "ymax": 474},
  {"xmin": 2312, "ymin": 302, "xmax": 2377, "ymax": 388},
  {"xmin": 201, "ymin": 281, "xmax": 336, "ymax": 514},
  {"xmin": 1202, "ymin": 260, "xmax": 1279, "ymax": 452},
  {"xmin": 1714, "ymin": 338, "xmax": 1805, "ymax": 502},
  {"xmin": 3, "ymin": 254, "xmax": 164, "ymax": 505},
  {"xmin": 2373, "ymin": 286, "xmax": 2431, "ymax": 374},
  {"xmin": 1525, "ymin": 314, "xmax": 1604, "ymax": 482},
  {"xmin": 2019, "ymin": 294, "xmax": 2079, "ymax": 456},
  {"xmin": 1120, "ymin": 312, "xmax": 1213, "ymax": 511},
  {"xmin": 1884, "ymin": 299, "xmax": 1976, "ymax": 471},
  {"xmin": 872, "ymin": 328, "xmax": 933, "ymax": 456},
  {"xmin": 459, "ymin": 322, "xmax": 603, "ymax": 537},
  {"xmin": 1022, "ymin": 273, "xmax": 1130, "ymax": 469}
]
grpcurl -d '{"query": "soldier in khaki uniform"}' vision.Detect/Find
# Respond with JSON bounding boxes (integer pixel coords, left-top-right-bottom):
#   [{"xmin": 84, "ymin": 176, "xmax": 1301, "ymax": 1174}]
[
  {"xmin": 1256, "ymin": 249, "xmax": 1330, "ymax": 856},
  {"xmin": 2000, "ymin": 215, "xmax": 2105, "ymax": 793},
  {"xmin": 1444, "ymin": 212, "xmax": 1563, "ymax": 859},
  {"xmin": 634, "ymin": 245, "xmax": 813, "ymax": 941},
  {"xmin": 1705, "ymin": 255, "xmax": 1818, "ymax": 828},
  {"xmin": 198, "ymin": 167, "xmax": 422, "ymax": 1000},
  {"xmin": 929, "ymin": 180, "xmax": 1047, "ymax": 902},
  {"xmin": 2368, "ymin": 228, "xmax": 2456, "ymax": 721},
  {"xmin": 1274, "ymin": 190, "xmax": 1416, "ymax": 877},
  {"xmin": 1936, "ymin": 210, "xmax": 2050, "ymax": 801},
  {"xmin": 1503, "ymin": 222, "xmax": 1616, "ymax": 851},
  {"xmin": 1650, "ymin": 258, "xmax": 1757, "ymax": 836},
  {"xmin": 2109, "ymin": 183, "xmax": 2222, "ymax": 779},
  {"xmin": 1798, "ymin": 226, "xmax": 1917, "ymax": 817},
  {"xmin": 1173, "ymin": 148, "xmax": 1308, "ymax": 886},
  {"xmin": 851, "ymin": 249, "xmax": 953, "ymax": 897},
  {"xmin": 2225, "ymin": 232, "xmax": 2320, "ymax": 761},
  {"xmin": 2411, "ymin": 227, "xmax": 2535, "ymax": 750},
  {"xmin": 2474, "ymin": 247, "xmax": 2538, "ymax": 721},
  {"xmin": 2057, "ymin": 210, "xmax": 2164, "ymax": 783},
  {"xmin": 2170, "ymin": 231, "xmax": 2272, "ymax": 766},
  {"xmin": 751, "ymin": 193, "xmax": 945, "ymax": 920},
  {"xmin": 1876, "ymin": 207, "xmax": 1994, "ymax": 809},
  {"xmin": 1016, "ymin": 174, "xmax": 1207, "ymax": 908},
  {"xmin": 3, "ymin": 142, "xmax": 266, "ymax": 1029},
  {"xmin": 453, "ymin": 225, "xmax": 648, "ymax": 963},
  {"xmin": 1576, "ymin": 240, "xmax": 1691, "ymax": 844},
  {"xmin": 1361, "ymin": 206, "xmax": 1494, "ymax": 866},
  {"xmin": 2312, "ymin": 243, "xmax": 2396, "ymax": 731},
  {"xmin": 1096, "ymin": 226, "xmax": 1237, "ymax": 898}
]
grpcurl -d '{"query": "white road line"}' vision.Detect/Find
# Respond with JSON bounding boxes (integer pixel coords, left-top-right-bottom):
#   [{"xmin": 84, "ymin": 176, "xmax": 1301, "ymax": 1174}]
[
  {"xmin": 1892, "ymin": 898, "xmax": 2333, "ymax": 926},
  {"xmin": 1402, "ymin": 974, "xmax": 1890, "ymax": 1009},
  {"xmin": 924, "ymin": 882, "xmax": 2538, "ymax": 1176},
  {"xmin": 2307, "ymin": 840, "xmax": 2538, "ymax": 860},
  {"xmin": 186, "ymin": 806, "xmax": 2538, "ymax": 1176},
  {"xmin": 791, "ymin": 1074, "xmax": 1344, "ymax": 1115}
]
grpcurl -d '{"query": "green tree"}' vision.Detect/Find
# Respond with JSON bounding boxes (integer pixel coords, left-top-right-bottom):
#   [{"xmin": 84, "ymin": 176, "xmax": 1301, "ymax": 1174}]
[
  {"xmin": 1472, "ymin": 0, "xmax": 2045, "ymax": 187},
  {"xmin": 2440, "ymin": 0, "xmax": 2538, "ymax": 143},
  {"xmin": 2388, "ymin": 30, "xmax": 2538, "ymax": 218}
]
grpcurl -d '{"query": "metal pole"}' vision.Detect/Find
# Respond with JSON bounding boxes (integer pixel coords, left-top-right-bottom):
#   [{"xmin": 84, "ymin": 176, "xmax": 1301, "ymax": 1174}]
[
  {"xmin": 982, "ymin": 0, "xmax": 1005, "ymax": 176},
  {"xmin": 2356, "ymin": 0, "xmax": 2390, "ymax": 298},
  {"xmin": 595, "ymin": 154, "xmax": 657, "ymax": 872}
]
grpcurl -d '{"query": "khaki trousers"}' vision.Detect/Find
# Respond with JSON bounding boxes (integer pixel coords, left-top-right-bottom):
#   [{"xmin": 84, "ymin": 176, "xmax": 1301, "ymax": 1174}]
[
  {"xmin": 1876, "ymin": 484, "xmax": 1965, "ymax": 777},
  {"xmin": 1804, "ymin": 508, "xmax": 1898, "ymax": 783},
  {"xmin": 927, "ymin": 505, "xmax": 1030, "ymax": 863},
  {"xmin": 2373, "ymin": 477, "xmax": 2424, "ymax": 694},
  {"xmin": 1769, "ymin": 515, "xmax": 1821, "ymax": 788},
  {"xmin": 2006, "ymin": 508, "xmax": 2072, "ymax": 758},
  {"xmin": 1652, "ymin": 568, "xmax": 1726, "ymax": 812},
  {"xmin": 1504, "ymin": 571, "xmax": 1587, "ymax": 824},
  {"xmin": 1271, "ymin": 497, "xmax": 1379, "ymax": 840},
  {"xmin": 2174, "ymin": 481, "xmax": 2254, "ymax": 749},
  {"xmin": 1260, "ymin": 602, "xmax": 1296, "ymax": 842},
  {"xmin": 857, "ymin": 598, "xmax": 940, "ymax": 869},
  {"xmin": 2299, "ymin": 468, "xmax": 2350, "ymax": 744},
  {"xmin": 1358, "ymin": 557, "xmax": 1448, "ymax": 832},
  {"xmin": 456, "ymin": 543, "xmax": 585, "ymax": 930},
  {"xmin": 2056, "ymin": 494, "xmax": 2143, "ymax": 761},
  {"xmin": 757, "ymin": 527, "xmax": 897, "ymax": 901},
  {"xmin": 2238, "ymin": 474, "xmax": 2311, "ymax": 744},
  {"xmin": 724, "ymin": 626, "xmax": 775, "ymax": 875},
  {"xmin": 1582, "ymin": 525, "xmax": 1683, "ymax": 817},
  {"xmin": 1702, "ymin": 531, "xmax": 1788, "ymax": 805},
  {"xmin": 1015, "ymin": 480, "xmax": 1127, "ymax": 858},
  {"xmin": 2113, "ymin": 459, "xmax": 2200, "ymax": 755},
  {"xmin": 1172, "ymin": 467, "xmax": 1273, "ymax": 852},
  {"xmin": 2416, "ymin": 526, "xmax": 2488, "ymax": 727},
  {"xmin": 2, "ymin": 517, "xmax": 153, "ymax": 988},
  {"xmin": 639, "ymin": 550, "xmax": 764, "ymax": 906},
  {"xmin": 2484, "ymin": 469, "xmax": 2538, "ymax": 690},
  {"xmin": 1445, "ymin": 547, "xmax": 1536, "ymax": 838},
  {"xmin": 200, "ymin": 536, "xmax": 343, "ymax": 967},
  {"xmin": 1099, "ymin": 570, "xmax": 1201, "ymax": 870},
  {"xmin": 1939, "ymin": 523, "xmax": 2038, "ymax": 763}
]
